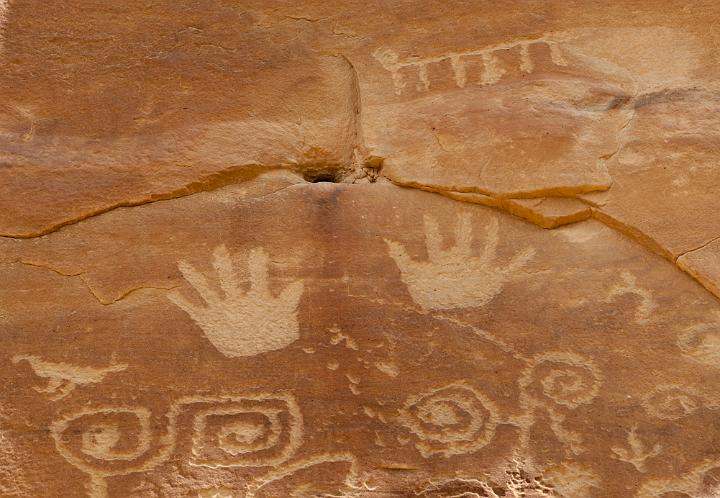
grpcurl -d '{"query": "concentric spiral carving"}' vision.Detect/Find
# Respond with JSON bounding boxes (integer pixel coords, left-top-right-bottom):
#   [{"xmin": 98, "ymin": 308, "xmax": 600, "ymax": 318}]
[
  {"xmin": 519, "ymin": 352, "xmax": 601, "ymax": 409},
  {"xmin": 398, "ymin": 383, "xmax": 499, "ymax": 457}
]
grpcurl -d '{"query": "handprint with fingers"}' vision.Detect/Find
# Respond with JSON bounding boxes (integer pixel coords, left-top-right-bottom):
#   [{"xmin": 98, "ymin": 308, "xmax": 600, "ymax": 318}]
[
  {"xmin": 385, "ymin": 213, "xmax": 534, "ymax": 310},
  {"xmin": 168, "ymin": 245, "xmax": 304, "ymax": 357}
]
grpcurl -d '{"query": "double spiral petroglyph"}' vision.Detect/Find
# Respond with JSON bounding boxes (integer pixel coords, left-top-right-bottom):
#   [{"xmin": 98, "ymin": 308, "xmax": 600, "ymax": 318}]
[{"xmin": 51, "ymin": 393, "xmax": 302, "ymax": 497}]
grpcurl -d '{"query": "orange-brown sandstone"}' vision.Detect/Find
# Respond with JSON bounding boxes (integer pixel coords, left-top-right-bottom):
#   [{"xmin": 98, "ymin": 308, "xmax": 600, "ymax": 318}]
[{"xmin": 2, "ymin": 1, "xmax": 720, "ymax": 497}]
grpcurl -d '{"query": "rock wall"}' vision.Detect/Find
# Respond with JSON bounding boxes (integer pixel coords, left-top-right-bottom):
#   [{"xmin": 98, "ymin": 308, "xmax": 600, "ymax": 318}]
[{"xmin": 2, "ymin": 1, "xmax": 720, "ymax": 496}]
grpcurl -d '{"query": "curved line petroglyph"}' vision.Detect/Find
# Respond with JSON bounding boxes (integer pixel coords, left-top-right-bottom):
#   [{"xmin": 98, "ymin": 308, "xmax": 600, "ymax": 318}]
[
  {"xmin": 11, "ymin": 355, "xmax": 128, "ymax": 401},
  {"xmin": 374, "ymin": 34, "xmax": 571, "ymax": 94},
  {"xmin": 50, "ymin": 392, "xmax": 302, "ymax": 498},
  {"xmin": 641, "ymin": 384, "xmax": 702, "ymax": 421},
  {"xmin": 385, "ymin": 213, "xmax": 534, "ymax": 311},
  {"xmin": 604, "ymin": 271, "xmax": 656, "ymax": 324},
  {"xmin": 168, "ymin": 245, "xmax": 304, "ymax": 358},
  {"xmin": 677, "ymin": 312, "xmax": 720, "ymax": 367},
  {"xmin": 246, "ymin": 452, "xmax": 360, "ymax": 498}
]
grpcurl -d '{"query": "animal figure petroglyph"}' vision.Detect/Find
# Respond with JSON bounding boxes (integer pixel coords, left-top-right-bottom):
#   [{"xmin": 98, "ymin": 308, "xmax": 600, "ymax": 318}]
[
  {"xmin": 385, "ymin": 213, "xmax": 534, "ymax": 311},
  {"xmin": 374, "ymin": 35, "xmax": 569, "ymax": 94},
  {"xmin": 11, "ymin": 355, "xmax": 128, "ymax": 401},
  {"xmin": 611, "ymin": 426, "xmax": 661, "ymax": 472},
  {"xmin": 169, "ymin": 245, "xmax": 304, "ymax": 357},
  {"xmin": 50, "ymin": 393, "xmax": 302, "ymax": 498}
]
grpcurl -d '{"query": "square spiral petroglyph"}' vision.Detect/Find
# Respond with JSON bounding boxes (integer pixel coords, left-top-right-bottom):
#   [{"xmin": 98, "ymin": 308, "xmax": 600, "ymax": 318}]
[{"xmin": 182, "ymin": 395, "xmax": 303, "ymax": 468}]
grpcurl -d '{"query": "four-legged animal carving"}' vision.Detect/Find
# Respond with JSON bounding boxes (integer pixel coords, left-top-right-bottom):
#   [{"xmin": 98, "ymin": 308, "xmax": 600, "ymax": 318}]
[{"xmin": 12, "ymin": 355, "xmax": 128, "ymax": 401}]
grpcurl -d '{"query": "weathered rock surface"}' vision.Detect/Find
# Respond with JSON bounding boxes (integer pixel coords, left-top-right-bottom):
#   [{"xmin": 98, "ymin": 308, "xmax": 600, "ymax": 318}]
[{"xmin": 2, "ymin": 1, "xmax": 720, "ymax": 497}]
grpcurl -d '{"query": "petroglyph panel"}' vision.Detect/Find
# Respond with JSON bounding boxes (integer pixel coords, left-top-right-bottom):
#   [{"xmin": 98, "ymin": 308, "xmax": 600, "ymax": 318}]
[
  {"xmin": 3, "ymin": 1, "xmax": 720, "ymax": 496},
  {"xmin": 4, "ymin": 178, "xmax": 720, "ymax": 496}
]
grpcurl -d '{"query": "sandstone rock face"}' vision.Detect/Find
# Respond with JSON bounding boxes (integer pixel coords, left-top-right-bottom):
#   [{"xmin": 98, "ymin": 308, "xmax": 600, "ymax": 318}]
[{"xmin": 2, "ymin": 1, "xmax": 720, "ymax": 497}]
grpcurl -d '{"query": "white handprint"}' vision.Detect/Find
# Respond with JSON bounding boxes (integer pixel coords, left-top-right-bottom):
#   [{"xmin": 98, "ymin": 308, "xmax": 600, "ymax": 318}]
[
  {"xmin": 385, "ymin": 213, "xmax": 534, "ymax": 310},
  {"xmin": 168, "ymin": 245, "xmax": 304, "ymax": 357}
]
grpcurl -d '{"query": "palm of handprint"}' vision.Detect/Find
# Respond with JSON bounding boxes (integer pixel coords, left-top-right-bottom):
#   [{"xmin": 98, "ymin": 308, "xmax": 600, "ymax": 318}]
[
  {"xmin": 168, "ymin": 245, "xmax": 304, "ymax": 357},
  {"xmin": 385, "ymin": 213, "xmax": 534, "ymax": 310}
]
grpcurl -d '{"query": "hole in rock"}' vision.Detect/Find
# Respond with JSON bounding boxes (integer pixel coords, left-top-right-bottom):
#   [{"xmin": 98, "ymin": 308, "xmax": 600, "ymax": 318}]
[{"xmin": 303, "ymin": 170, "xmax": 340, "ymax": 183}]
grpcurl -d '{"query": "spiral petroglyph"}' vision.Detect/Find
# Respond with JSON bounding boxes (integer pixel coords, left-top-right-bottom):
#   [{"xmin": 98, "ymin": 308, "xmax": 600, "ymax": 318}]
[
  {"xmin": 181, "ymin": 393, "xmax": 303, "ymax": 468},
  {"xmin": 519, "ymin": 352, "xmax": 601, "ymax": 409},
  {"xmin": 397, "ymin": 383, "xmax": 499, "ymax": 458},
  {"xmin": 50, "ymin": 393, "xmax": 302, "ymax": 497},
  {"xmin": 51, "ymin": 407, "xmax": 164, "ymax": 498},
  {"xmin": 516, "ymin": 352, "xmax": 602, "ymax": 454}
]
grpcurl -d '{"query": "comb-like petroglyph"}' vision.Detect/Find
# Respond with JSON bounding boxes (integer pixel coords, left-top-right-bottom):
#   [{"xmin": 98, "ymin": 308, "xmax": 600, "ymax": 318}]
[
  {"xmin": 385, "ymin": 213, "xmax": 534, "ymax": 310},
  {"xmin": 373, "ymin": 35, "xmax": 570, "ymax": 95},
  {"xmin": 168, "ymin": 245, "xmax": 304, "ymax": 357}
]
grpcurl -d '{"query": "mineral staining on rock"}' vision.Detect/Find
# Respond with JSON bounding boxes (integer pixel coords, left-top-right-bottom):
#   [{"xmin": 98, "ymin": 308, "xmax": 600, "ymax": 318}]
[{"xmin": 2, "ymin": 1, "xmax": 720, "ymax": 497}]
